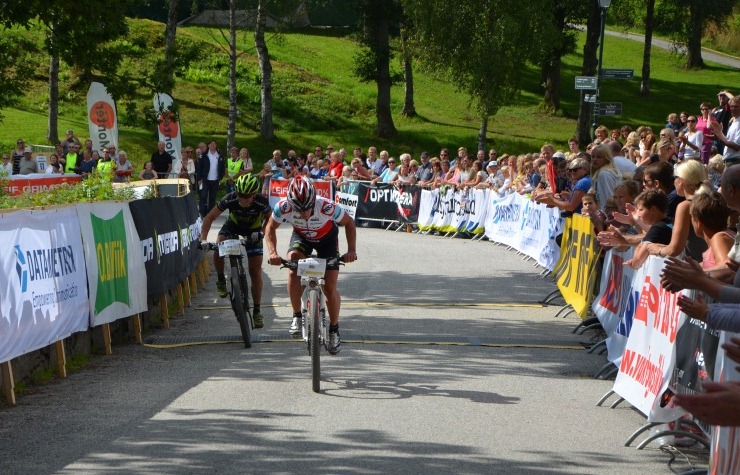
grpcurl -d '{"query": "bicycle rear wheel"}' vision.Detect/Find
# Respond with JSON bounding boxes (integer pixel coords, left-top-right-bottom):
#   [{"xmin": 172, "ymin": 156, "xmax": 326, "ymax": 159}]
[
  {"xmin": 308, "ymin": 290, "xmax": 321, "ymax": 392},
  {"xmin": 230, "ymin": 271, "xmax": 252, "ymax": 348}
]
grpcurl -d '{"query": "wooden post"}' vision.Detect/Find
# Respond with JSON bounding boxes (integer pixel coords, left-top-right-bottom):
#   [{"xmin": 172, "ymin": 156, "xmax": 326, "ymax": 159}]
[
  {"xmin": 197, "ymin": 261, "xmax": 207, "ymax": 290},
  {"xmin": 159, "ymin": 294, "xmax": 170, "ymax": 329},
  {"xmin": 189, "ymin": 271, "xmax": 198, "ymax": 296},
  {"xmin": 54, "ymin": 340, "xmax": 67, "ymax": 377},
  {"xmin": 1, "ymin": 361, "xmax": 16, "ymax": 405},
  {"xmin": 203, "ymin": 257, "xmax": 212, "ymax": 277},
  {"xmin": 102, "ymin": 324, "xmax": 113, "ymax": 355},
  {"xmin": 132, "ymin": 313, "xmax": 142, "ymax": 344},
  {"xmin": 176, "ymin": 282, "xmax": 185, "ymax": 316},
  {"xmin": 183, "ymin": 275, "xmax": 192, "ymax": 307}
]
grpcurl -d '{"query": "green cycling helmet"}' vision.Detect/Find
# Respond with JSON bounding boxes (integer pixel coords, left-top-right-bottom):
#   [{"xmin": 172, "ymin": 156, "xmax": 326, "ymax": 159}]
[{"xmin": 235, "ymin": 173, "xmax": 262, "ymax": 194}]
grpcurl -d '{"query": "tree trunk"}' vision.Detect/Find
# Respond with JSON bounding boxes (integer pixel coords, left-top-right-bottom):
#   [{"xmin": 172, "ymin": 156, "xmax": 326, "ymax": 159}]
[
  {"xmin": 374, "ymin": 11, "xmax": 397, "ymax": 138},
  {"xmin": 255, "ymin": 0, "xmax": 275, "ymax": 141},
  {"xmin": 576, "ymin": 2, "xmax": 600, "ymax": 147},
  {"xmin": 477, "ymin": 113, "xmax": 488, "ymax": 152},
  {"xmin": 163, "ymin": 0, "xmax": 179, "ymax": 94},
  {"xmin": 400, "ymin": 27, "xmax": 415, "ymax": 118},
  {"xmin": 47, "ymin": 20, "xmax": 59, "ymax": 145},
  {"xmin": 640, "ymin": 0, "xmax": 654, "ymax": 96},
  {"xmin": 227, "ymin": 0, "xmax": 238, "ymax": 149},
  {"xmin": 541, "ymin": 6, "xmax": 566, "ymax": 111},
  {"xmin": 685, "ymin": 1, "xmax": 704, "ymax": 68}
]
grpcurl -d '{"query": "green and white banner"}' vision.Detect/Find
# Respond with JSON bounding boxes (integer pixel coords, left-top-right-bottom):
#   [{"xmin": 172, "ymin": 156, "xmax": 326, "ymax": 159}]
[{"xmin": 76, "ymin": 203, "xmax": 147, "ymax": 326}]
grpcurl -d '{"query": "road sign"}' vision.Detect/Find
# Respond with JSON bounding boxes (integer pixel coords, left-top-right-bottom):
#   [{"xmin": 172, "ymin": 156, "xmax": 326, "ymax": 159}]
[
  {"xmin": 584, "ymin": 94, "xmax": 597, "ymax": 103},
  {"xmin": 602, "ymin": 69, "xmax": 634, "ymax": 79},
  {"xmin": 575, "ymin": 76, "xmax": 598, "ymax": 90},
  {"xmin": 597, "ymin": 102, "xmax": 623, "ymax": 116}
]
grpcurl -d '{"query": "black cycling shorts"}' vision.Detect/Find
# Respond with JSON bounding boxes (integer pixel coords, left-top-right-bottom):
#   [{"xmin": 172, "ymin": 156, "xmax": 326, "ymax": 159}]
[
  {"xmin": 288, "ymin": 227, "xmax": 340, "ymax": 271},
  {"xmin": 218, "ymin": 220, "xmax": 263, "ymax": 257}
]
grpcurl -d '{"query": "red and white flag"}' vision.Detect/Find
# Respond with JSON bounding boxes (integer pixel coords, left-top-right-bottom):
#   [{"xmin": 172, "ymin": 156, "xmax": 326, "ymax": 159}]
[{"xmin": 87, "ymin": 82, "xmax": 119, "ymax": 153}]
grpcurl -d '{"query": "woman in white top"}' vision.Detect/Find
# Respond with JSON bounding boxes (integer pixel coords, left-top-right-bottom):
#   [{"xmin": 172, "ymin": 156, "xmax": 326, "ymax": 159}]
[
  {"xmin": 239, "ymin": 148, "xmax": 253, "ymax": 173},
  {"xmin": 45, "ymin": 154, "xmax": 63, "ymax": 174},
  {"xmin": 679, "ymin": 115, "xmax": 703, "ymax": 161}
]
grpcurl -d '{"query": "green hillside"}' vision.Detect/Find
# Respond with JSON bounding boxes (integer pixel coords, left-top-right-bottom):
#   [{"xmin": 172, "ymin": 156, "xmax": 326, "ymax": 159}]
[{"xmin": 0, "ymin": 19, "xmax": 737, "ymax": 167}]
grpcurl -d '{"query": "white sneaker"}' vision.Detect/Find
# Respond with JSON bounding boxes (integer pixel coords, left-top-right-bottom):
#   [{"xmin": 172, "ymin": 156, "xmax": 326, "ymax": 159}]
[
  {"xmin": 328, "ymin": 331, "xmax": 341, "ymax": 355},
  {"xmin": 289, "ymin": 316, "xmax": 302, "ymax": 335}
]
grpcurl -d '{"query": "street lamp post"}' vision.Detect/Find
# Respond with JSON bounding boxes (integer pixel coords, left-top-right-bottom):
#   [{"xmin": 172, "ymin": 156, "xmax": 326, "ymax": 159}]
[{"xmin": 593, "ymin": 0, "xmax": 611, "ymax": 138}]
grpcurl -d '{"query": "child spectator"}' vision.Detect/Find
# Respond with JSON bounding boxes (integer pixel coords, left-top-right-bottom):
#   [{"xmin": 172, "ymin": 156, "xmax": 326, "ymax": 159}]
[
  {"xmin": 690, "ymin": 191, "xmax": 735, "ymax": 271},
  {"xmin": 581, "ymin": 191, "xmax": 608, "ymax": 233},
  {"xmin": 624, "ymin": 189, "xmax": 672, "ymax": 269},
  {"xmin": 139, "ymin": 161, "xmax": 157, "ymax": 180},
  {"xmin": 707, "ymin": 154, "xmax": 724, "ymax": 190}
]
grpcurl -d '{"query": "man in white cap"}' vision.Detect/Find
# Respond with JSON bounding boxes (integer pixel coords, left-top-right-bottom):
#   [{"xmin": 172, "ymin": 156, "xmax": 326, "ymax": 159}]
[
  {"xmin": 60, "ymin": 129, "xmax": 78, "ymax": 155},
  {"xmin": 18, "ymin": 147, "xmax": 38, "ymax": 175}
]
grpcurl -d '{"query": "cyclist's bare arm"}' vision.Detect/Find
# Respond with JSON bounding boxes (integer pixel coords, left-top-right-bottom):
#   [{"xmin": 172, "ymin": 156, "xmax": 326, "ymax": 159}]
[
  {"xmin": 338, "ymin": 213, "xmax": 357, "ymax": 263},
  {"xmin": 264, "ymin": 215, "xmax": 282, "ymax": 265},
  {"xmin": 200, "ymin": 205, "xmax": 224, "ymax": 241}
]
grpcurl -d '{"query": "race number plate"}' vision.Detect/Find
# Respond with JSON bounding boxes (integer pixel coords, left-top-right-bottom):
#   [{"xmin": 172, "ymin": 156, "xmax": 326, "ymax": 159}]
[
  {"xmin": 218, "ymin": 239, "xmax": 242, "ymax": 257},
  {"xmin": 296, "ymin": 257, "xmax": 327, "ymax": 277}
]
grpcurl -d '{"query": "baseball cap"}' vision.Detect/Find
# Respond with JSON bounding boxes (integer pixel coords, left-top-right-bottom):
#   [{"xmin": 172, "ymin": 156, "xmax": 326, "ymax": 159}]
[
  {"xmin": 24, "ymin": 146, "xmax": 32, "ymax": 154},
  {"xmin": 421, "ymin": 151, "xmax": 430, "ymax": 158},
  {"xmin": 553, "ymin": 151, "xmax": 566, "ymax": 160},
  {"xmin": 487, "ymin": 161, "xmax": 498, "ymax": 167}
]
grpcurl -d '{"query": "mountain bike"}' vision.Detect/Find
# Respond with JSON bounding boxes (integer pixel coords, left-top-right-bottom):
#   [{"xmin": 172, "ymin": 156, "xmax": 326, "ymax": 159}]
[
  {"xmin": 201, "ymin": 239, "xmax": 255, "ymax": 348},
  {"xmin": 280, "ymin": 256, "xmax": 344, "ymax": 393}
]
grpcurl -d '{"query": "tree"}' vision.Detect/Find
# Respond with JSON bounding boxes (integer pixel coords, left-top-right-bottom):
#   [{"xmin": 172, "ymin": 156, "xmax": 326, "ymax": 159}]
[
  {"xmin": 0, "ymin": 35, "xmax": 36, "ymax": 123},
  {"xmin": 255, "ymin": 0, "xmax": 275, "ymax": 141},
  {"xmin": 352, "ymin": 0, "xmax": 402, "ymax": 138},
  {"xmin": 575, "ymin": 1, "xmax": 600, "ymax": 147},
  {"xmin": 399, "ymin": 25, "xmax": 416, "ymax": 118},
  {"xmin": 538, "ymin": 1, "xmax": 582, "ymax": 112},
  {"xmin": 403, "ymin": 0, "xmax": 555, "ymax": 149},
  {"xmin": 640, "ymin": 0, "xmax": 654, "ymax": 95},
  {"xmin": 163, "ymin": 0, "xmax": 180, "ymax": 94}
]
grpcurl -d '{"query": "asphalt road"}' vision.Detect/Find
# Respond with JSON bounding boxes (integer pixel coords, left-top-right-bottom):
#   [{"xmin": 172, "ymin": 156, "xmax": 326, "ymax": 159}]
[{"xmin": 0, "ymin": 221, "xmax": 709, "ymax": 474}]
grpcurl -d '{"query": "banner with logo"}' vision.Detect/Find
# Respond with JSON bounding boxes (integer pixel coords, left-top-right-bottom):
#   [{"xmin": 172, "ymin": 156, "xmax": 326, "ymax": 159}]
[
  {"xmin": 0, "ymin": 208, "xmax": 89, "ymax": 363},
  {"xmin": 355, "ymin": 182, "xmax": 399, "ymax": 222},
  {"xmin": 335, "ymin": 191, "xmax": 358, "ymax": 219},
  {"xmin": 483, "ymin": 192, "xmax": 520, "ymax": 246},
  {"xmin": 87, "ymin": 82, "xmax": 119, "ymax": 153},
  {"xmin": 267, "ymin": 178, "xmax": 332, "ymax": 208},
  {"xmin": 552, "ymin": 214, "xmax": 600, "ymax": 318},
  {"xmin": 606, "ymin": 263, "xmax": 647, "ymax": 365},
  {"xmin": 417, "ymin": 189, "xmax": 436, "ymax": 229},
  {"xmin": 593, "ymin": 248, "xmax": 636, "ymax": 338},
  {"xmin": 452, "ymin": 188, "xmax": 488, "ymax": 235},
  {"xmin": 613, "ymin": 256, "xmax": 688, "ymax": 422},
  {"xmin": 168, "ymin": 193, "xmax": 204, "ymax": 277},
  {"xmin": 3, "ymin": 174, "xmax": 82, "ymax": 196},
  {"xmin": 395, "ymin": 184, "xmax": 421, "ymax": 223},
  {"xmin": 153, "ymin": 93, "xmax": 182, "ymax": 164},
  {"xmin": 76, "ymin": 203, "xmax": 148, "ymax": 326},
  {"xmin": 129, "ymin": 198, "xmax": 181, "ymax": 298},
  {"xmin": 709, "ymin": 331, "xmax": 740, "ymax": 475}
]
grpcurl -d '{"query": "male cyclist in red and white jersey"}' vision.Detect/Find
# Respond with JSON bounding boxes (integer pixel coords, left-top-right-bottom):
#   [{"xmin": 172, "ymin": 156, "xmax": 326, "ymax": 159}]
[{"xmin": 265, "ymin": 175, "xmax": 357, "ymax": 354}]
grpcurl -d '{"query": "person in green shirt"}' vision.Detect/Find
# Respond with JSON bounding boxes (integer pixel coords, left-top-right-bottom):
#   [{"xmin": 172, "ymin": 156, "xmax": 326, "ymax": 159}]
[
  {"xmin": 224, "ymin": 146, "xmax": 244, "ymax": 194},
  {"xmin": 65, "ymin": 143, "xmax": 82, "ymax": 174}
]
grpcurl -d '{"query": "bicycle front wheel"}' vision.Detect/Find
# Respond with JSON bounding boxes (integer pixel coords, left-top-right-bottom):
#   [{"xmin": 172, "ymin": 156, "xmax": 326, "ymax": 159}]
[
  {"xmin": 230, "ymin": 272, "xmax": 252, "ymax": 348},
  {"xmin": 308, "ymin": 290, "xmax": 321, "ymax": 393}
]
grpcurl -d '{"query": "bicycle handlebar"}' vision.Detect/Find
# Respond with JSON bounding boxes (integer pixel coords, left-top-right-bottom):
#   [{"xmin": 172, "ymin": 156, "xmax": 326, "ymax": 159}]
[{"xmin": 279, "ymin": 255, "xmax": 347, "ymax": 270}]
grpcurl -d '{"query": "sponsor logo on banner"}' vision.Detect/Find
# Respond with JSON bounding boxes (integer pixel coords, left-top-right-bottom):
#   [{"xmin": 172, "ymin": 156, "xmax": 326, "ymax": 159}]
[
  {"xmin": 555, "ymin": 214, "xmax": 600, "ymax": 318},
  {"xmin": 3, "ymin": 175, "xmax": 82, "ymax": 196},
  {"xmin": 335, "ymin": 192, "xmax": 357, "ymax": 219},
  {"xmin": 153, "ymin": 93, "xmax": 182, "ymax": 163},
  {"xmin": 268, "ymin": 178, "xmax": 332, "ymax": 208},
  {"xmin": 91, "ymin": 212, "xmax": 130, "ymax": 315},
  {"xmin": 179, "ymin": 217, "xmax": 202, "ymax": 254},
  {"xmin": 13, "ymin": 243, "xmax": 80, "ymax": 309},
  {"xmin": 87, "ymin": 82, "xmax": 119, "ymax": 152}
]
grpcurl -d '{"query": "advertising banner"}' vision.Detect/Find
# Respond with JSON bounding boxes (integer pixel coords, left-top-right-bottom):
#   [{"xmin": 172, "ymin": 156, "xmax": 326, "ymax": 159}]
[
  {"xmin": 130, "ymin": 196, "xmax": 201, "ymax": 298},
  {"xmin": 417, "ymin": 189, "xmax": 436, "ymax": 230},
  {"xmin": 76, "ymin": 203, "xmax": 148, "ymax": 326},
  {"xmin": 483, "ymin": 192, "xmax": 520, "ymax": 247},
  {"xmin": 335, "ymin": 191, "xmax": 358, "ymax": 219},
  {"xmin": 153, "ymin": 93, "xmax": 182, "ymax": 164},
  {"xmin": 395, "ymin": 184, "xmax": 421, "ymax": 223},
  {"xmin": 87, "ymin": 82, "xmax": 119, "ymax": 153},
  {"xmin": 169, "ymin": 193, "xmax": 204, "ymax": 277},
  {"xmin": 709, "ymin": 331, "xmax": 740, "ymax": 475},
  {"xmin": 553, "ymin": 214, "xmax": 601, "ymax": 318},
  {"xmin": 3, "ymin": 174, "xmax": 82, "ymax": 196},
  {"xmin": 355, "ymin": 182, "xmax": 399, "ymax": 221},
  {"xmin": 0, "ymin": 208, "xmax": 89, "ymax": 363},
  {"xmin": 452, "ymin": 188, "xmax": 488, "ymax": 235},
  {"xmin": 612, "ymin": 256, "xmax": 687, "ymax": 422},
  {"xmin": 593, "ymin": 248, "xmax": 636, "ymax": 338},
  {"xmin": 268, "ymin": 178, "xmax": 332, "ymax": 208}
]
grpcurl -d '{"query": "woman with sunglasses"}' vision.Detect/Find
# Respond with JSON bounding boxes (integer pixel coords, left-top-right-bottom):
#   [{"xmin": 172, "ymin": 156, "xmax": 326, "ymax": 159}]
[
  {"xmin": 697, "ymin": 101, "xmax": 718, "ymax": 164},
  {"xmin": 678, "ymin": 116, "xmax": 703, "ymax": 161}
]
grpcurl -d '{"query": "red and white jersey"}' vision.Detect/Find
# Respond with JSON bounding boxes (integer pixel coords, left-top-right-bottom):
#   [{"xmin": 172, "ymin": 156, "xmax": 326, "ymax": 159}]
[{"xmin": 272, "ymin": 196, "xmax": 346, "ymax": 241}]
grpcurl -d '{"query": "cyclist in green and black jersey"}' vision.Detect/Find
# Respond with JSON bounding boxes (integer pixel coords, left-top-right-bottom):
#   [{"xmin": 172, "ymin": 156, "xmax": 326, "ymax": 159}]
[{"xmin": 200, "ymin": 174, "xmax": 271, "ymax": 327}]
